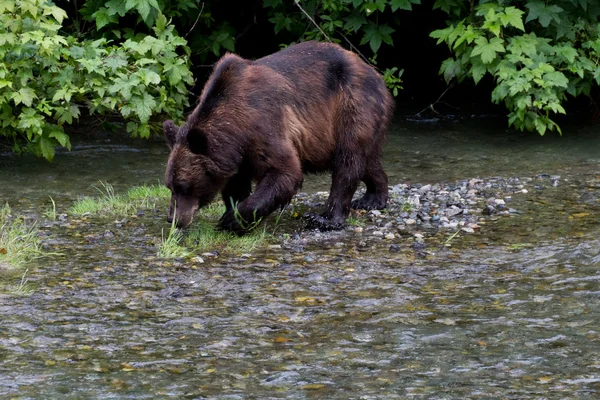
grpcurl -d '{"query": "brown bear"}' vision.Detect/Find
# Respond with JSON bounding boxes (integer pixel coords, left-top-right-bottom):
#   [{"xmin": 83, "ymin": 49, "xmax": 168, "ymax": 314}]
[{"xmin": 163, "ymin": 40, "xmax": 393, "ymax": 233}]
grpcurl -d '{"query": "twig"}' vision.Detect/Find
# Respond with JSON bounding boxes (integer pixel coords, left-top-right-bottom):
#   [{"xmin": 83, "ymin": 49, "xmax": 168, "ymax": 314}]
[
  {"xmin": 185, "ymin": 2, "xmax": 205, "ymax": 39},
  {"xmin": 294, "ymin": 0, "xmax": 332, "ymax": 43},
  {"xmin": 414, "ymin": 79, "xmax": 459, "ymax": 118},
  {"xmin": 336, "ymin": 29, "xmax": 381, "ymax": 72}
]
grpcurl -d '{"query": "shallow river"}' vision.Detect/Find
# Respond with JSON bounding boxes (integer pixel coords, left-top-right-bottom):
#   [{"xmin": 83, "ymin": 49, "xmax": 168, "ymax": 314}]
[{"xmin": 1, "ymin": 118, "xmax": 600, "ymax": 399}]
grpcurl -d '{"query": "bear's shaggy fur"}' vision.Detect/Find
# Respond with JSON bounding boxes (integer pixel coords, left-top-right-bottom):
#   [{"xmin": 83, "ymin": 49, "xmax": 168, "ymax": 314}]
[{"xmin": 164, "ymin": 41, "xmax": 393, "ymax": 232}]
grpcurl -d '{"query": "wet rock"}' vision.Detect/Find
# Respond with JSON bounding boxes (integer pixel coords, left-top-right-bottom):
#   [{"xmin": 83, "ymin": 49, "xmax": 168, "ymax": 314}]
[
  {"xmin": 444, "ymin": 206, "xmax": 463, "ymax": 218},
  {"xmin": 389, "ymin": 244, "xmax": 401, "ymax": 252},
  {"xmin": 418, "ymin": 184, "xmax": 431, "ymax": 195},
  {"xmin": 482, "ymin": 205, "xmax": 497, "ymax": 216}
]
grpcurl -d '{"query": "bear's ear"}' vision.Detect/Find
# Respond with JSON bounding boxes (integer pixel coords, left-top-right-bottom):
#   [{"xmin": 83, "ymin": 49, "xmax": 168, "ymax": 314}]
[
  {"xmin": 163, "ymin": 120, "xmax": 178, "ymax": 149},
  {"xmin": 186, "ymin": 127, "xmax": 209, "ymax": 155}
]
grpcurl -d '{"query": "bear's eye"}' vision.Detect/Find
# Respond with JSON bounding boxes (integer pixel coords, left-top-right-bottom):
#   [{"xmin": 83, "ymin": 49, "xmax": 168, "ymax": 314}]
[{"xmin": 205, "ymin": 170, "xmax": 214, "ymax": 179}]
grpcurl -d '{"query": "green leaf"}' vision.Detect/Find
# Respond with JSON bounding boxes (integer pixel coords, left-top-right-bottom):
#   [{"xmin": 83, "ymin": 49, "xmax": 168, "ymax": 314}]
[
  {"xmin": 130, "ymin": 92, "xmax": 156, "ymax": 123},
  {"xmin": 471, "ymin": 37, "xmax": 505, "ymax": 64},
  {"xmin": 544, "ymin": 71, "xmax": 569, "ymax": 88},
  {"xmin": 55, "ymin": 104, "xmax": 80, "ymax": 125},
  {"xmin": 500, "ymin": 7, "xmax": 525, "ymax": 31},
  {"xmin": 45, "ymin": 5, "xmax": 68, "ymax": 24},
  {"xmin": 92, "ymin": 8, "xmax": 116, "ymax": 30},
  {"xmin": 21, "ymin": 0, "xmax": 38, "ymax": 17},
  {"xmin": 0, "ymin": 0, "xmax": 15, "ymax": 13},
  {"xmin": 525, "ymin": 1, "xmax": 563, "ymax": 27},
  {"xmin": 268, "ymin": 13, "xmax": 292, "ymax": 34},
  {"xmin": 104, "ymin": 54, "xmax": 128, "ymax": 72},
  {"xmin": 360, "ymin": 22, "xmax": 395, "ymax": 53},
  {"xmin": 508, "ymin": 35, "xmax": 538, "ymax": 57},
  {"xmin": 38, "ymin": 135, "xmax": 56, "ymax": 161},
  {"xmin": 555, "ymin": 44, "xmax": 578, "ymax": 64},
  {"xmin": 17, "ymin": 108, "xmax": 44, "ymax": 138},
  {"xmin": 470, "ymin": 60, "xmax": 487, "ymax": 84},
  {"xmin": 12, "ymin": 88, "xmax": 37, "ymax": 107},
  {"xmin": 390, "ymin": 0, "xmax": 420, "ymax": 12},
  {"xmin": 154, "ymin": 12, "xmax": 167, "ymax": 33},
  {"xmin": 125, "ymin": 0, "xmax": 158, "ymax": 22},
  {"xmin": 49, "ymin": 127, "xmax": 71, "ymax": 149},
  {"xmin": 163, "ymin": 60, "xmax": 191, "ymax": 86},
  {"xmin": 439, "ymin": 58, "xmax": 464, "ymax": 83},
  {"xmin": 106, "ymin": 0, "xmax": 128, "ymax": 17},
  {"xmin": 108, "ymin": 74, "xmax": 141, "ymax": 99},
  {"xmin": 136, "ymin": 68, "xmax": 161, "ymax": 86},
  {"xmin": 344, "ymin": 11, "xmax": 366, "ymax": 32},
  {"xmin": 430, "ymin": 25, "xmax": 454, "ymax": 45}
]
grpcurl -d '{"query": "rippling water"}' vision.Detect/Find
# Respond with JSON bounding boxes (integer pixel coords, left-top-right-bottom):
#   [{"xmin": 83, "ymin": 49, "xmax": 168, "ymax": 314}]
[{"xmin": 1, "ymin": 118, "xmax": 599, "ymax": 398}]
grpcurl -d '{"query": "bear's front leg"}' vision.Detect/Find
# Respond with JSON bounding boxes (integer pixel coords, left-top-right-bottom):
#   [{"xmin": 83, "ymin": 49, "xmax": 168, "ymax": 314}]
[{"xmin": 219, "ymin": 169, "xmax": 302, "ymax": 234}]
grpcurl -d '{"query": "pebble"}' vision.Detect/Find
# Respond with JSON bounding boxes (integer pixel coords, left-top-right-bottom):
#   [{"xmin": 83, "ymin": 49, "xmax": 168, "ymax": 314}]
[
  {"xmin": 290, "ymin": 174, "xmax": 555, "ymax": 246},
  {"xmin": 389, "ymin": 244, "xmax": 401, "ymax": 252}
]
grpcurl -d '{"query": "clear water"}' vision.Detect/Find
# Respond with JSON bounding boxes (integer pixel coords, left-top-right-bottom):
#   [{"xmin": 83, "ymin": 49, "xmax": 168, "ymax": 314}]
[{"xmin": 1, "ymin": 118, "xmax": 600, "ymax": 399}]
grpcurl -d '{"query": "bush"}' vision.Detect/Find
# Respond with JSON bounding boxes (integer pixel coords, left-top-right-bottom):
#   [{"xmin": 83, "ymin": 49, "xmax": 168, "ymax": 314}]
[
  {"xmin": 0, "ymin": 0, "xmax": 193, "ymax": 161},
  {"xmin": 431, "ymin": 0, "xmax": 600, "ymax": 135}
]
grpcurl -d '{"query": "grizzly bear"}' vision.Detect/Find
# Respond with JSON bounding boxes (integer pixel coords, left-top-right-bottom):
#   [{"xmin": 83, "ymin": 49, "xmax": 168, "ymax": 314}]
[{"xmin": 164, "ymin": 40, "xmax": 393, "ymax": 233}]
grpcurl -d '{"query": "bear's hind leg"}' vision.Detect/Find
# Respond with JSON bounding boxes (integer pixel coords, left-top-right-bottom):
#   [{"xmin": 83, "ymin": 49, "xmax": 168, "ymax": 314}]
[
  {"xmin": 352, "ymin": 157, "xmax": 388, "ymax": 211},
  {"xmin": 305, "ymin": 155, "xmax": 365, "ymax": 231}
]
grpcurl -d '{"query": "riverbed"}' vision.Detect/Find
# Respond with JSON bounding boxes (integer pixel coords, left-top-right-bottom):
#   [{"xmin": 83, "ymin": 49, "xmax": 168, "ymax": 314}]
[{"xmin": 1, "ymin": 117, "xmax": 599, "ymax": 398}]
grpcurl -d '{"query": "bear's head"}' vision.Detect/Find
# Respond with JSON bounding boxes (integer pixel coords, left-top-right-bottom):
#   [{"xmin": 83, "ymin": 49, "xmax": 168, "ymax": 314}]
[{"xmin": 163, "ymin": 120, "xmax": 229, "ymax": 228}]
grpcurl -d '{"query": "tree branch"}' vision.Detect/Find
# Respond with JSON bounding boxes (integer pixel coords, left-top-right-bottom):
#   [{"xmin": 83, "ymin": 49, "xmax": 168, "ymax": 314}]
[
  {"xmin": 185, "ymin": 2, "xmax": 205, "ymax": 39},
  {"xmin": 294, "ymin": 0, "xmax": 332, "ymax": 43}
]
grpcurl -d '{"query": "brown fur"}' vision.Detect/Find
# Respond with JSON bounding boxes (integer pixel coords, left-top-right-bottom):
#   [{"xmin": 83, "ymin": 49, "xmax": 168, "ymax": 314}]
[{"xmin": 164, "ymin": 41, "xmax": 394, "ymax": 232}]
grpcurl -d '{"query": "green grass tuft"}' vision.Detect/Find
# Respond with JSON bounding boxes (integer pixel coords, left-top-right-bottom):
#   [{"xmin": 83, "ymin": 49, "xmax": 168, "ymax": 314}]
[
  {"xmin": 157, "ymin": 203, "xmax": 271, "ymax": 257},
  {"xmin": 183, "ymin": 220, "xmax": 270, "ymax": 255},
  {"xmin": 1, "ymin": 204, "xmax": 42, "ymax": 295},
  {"xmin": 158, "ymin": 219, "xmax": 192, "ymax": 259},
  {"xmin": 1, "ymin": 205, "xmax": 42, "ymax": 270},
  {"xmin": 44, "ymin": 196, "xmax": 57, "ymax": 220},
  {"xmin": 70, "ymin": 182, "xmax": 170, "ymax": 217}
]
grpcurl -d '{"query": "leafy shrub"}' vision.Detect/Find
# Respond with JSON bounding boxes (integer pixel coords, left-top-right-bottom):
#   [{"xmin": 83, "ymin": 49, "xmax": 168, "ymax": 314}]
[
  {"xmin": 431, "ymin": 0, "xmax": 600, "ymax": 135},
  {"xmin": 0, "ymin": 0, "xmax": 193, "ymax": 161},
  {"xmin": 263, "ymin": 0, "xmax": 412, "ymax": 95}
]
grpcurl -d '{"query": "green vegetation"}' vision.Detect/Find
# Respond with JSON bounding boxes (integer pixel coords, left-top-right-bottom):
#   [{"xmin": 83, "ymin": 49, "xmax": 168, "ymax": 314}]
[
  {"xmin": 44, "ymin": 196, "xmax": 57, "ymax": 220},
  {"xmin": 1, "ymin": 0, "xmax": 193, "ymax": 160},
  {"xmin": 2, "ymin": 0, "xmax": 599, "ymax": 160},
  {"xmin": 0, "ymin": 203, "xmax": 42, "ymax": 270},
  {"xmin": 71, "ymin": 183, "xmax": 272, "ymax": 256},
  {"xmin": 157, "ymin": 201, "xmax": 271, "ymax": 256},
  {"xmin": 70, "ymin": 182, "xmax": 170, "ymax": 216},
  {"xmin": 431, "ymin": 0, "xmax": 600, "ymax": 135},
  {"xmin": 0, "ymin": 203, "xmax": 40, "ymax": 294}
]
